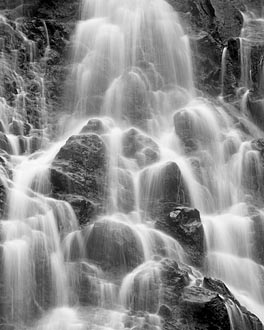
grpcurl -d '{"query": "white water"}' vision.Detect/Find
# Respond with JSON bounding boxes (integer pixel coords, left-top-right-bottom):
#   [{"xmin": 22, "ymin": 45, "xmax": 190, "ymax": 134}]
[{"xmin": 0, "ymin": 0, "xmax": 264, "ymax": 329}]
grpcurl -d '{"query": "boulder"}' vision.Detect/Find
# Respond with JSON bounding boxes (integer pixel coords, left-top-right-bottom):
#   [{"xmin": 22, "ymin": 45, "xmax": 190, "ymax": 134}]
[
  {"xmin": 122, "ymin": 128, "xmax": 160, "ymax": 167},
  {"xmin": 160, "ymin": 259, "xmax": 264, "ymax": 330},
  {"xmin": 50, "ymin": 133, "xmax": 107, "ymax": 224},
  {"xmin": 86, "ymin": 219, "xmax": 144, "ymax": 272},
  {"xmin": 80, "ymin": 118, "xmax": 106, "ymax": 135},
  {"xmin": 139, "ymin": 161, "xmax": 190, "ymax": 216},
  {"xmin": 0, "ymin": 133, "xmax": 11, "ymax": 154},
  {"xmin": 156, "ymin": 206, "xmax": 205, "ymax": 267}
]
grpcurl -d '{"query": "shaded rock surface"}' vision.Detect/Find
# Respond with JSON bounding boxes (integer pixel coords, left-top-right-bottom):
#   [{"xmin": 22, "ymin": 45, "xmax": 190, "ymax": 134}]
[
  {"xmin": 156, "ymin": 206, "xmax": 205, "ymax": 267},
  {"xmin": 140, "ymin": 161, "xmax": 190, "ymax": 215},
  {"xmin": 86, "ymin": 219, "xmax": 144, "ymax": 272},
  {"xmin": 160, "ymin": 259, "xmax": 264, "ymax": 330},
  {"xmin": 50, "ymin": 133, "xmax": 107, "ymax": 225}
]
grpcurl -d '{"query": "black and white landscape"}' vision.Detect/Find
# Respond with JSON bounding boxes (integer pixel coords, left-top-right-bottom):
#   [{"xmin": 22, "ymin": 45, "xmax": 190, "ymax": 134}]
[{"xmin": 0, "ymin": 0, "xmax": 264, "ymax": 329}]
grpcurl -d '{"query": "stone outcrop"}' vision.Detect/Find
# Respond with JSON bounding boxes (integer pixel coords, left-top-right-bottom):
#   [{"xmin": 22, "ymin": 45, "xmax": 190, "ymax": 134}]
[
  {"xmin": 122, "ymin": 128, "xmax": 160, "ymax": 167},
  {"xmin": 85, "ymin": 219, "xmax": 144, "ymax": 272},
  {"xmin": 156, "ymin": 206, "xmax": 205, "ymax": 267},
  {"xmin": 139, "ymin": 161, "xmax": 190, "ymax": 216},
  {"xmin": 161, "ymin": 259, "xmax": 264, "ymax": 330},
  {"xmin": 50, "ymin": 133, "xmax": 107, "ymax": 225}
]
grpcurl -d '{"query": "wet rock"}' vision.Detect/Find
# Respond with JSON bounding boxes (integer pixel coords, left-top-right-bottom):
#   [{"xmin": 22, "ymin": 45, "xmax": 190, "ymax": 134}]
[
  {"xmin": 248, "ymin": 96, "xmax": 264, "ymax": 129},
  {"xmin": 251, "ymin": 211, "xmax": 264, "ymax": 265},
  {"xmin": 9, "ymin": 119, "xmax": 24, "ymax": 136},
  {"xmin": 191, "ymin": 32, "xmax": 222, "ymax": 96},
  {"xmin": 115, "ymin": 168, "xmax": 135, "ymax": 213},
  {"xmin": 50, "ymin": 134, "xmax": 107, "ymax": 224},
  {"xmin": 161, "ymin": 259, "xmax": 190, "ymax": 305},
  {"xmin": 0, "ymin": 177, "xmax": 6, "ymax": 219},
  {"xmin": 0, "ymin": 133, "xmax": 11, "ymax": 153},
  {"xmin": 122, "ymin": 128, "xmax": 160, "ymax": 167},
  {"xmin": 140, "ymin": 161, "xmax": 190, "ymax": 215},
  {"xmin": 118, "ymin": 71, "xmax": 152, "ymax": 129},
  {"xmin": 62, "ymin": 195, "xmax": 99, "ymax": 227},
  {"xmin": 239, "ymin": 138, "xmax": 264, "ymax": 203},
  {"xmin": 156, "ymin": 206, "xmax": 205, "ymax": 267},
  {"xmin": 68, "ymin": 262, "xmax": 102, "ymax": 306},
  {"xmin": 179, "ymin": 286, "xmax": 231, "ymax": 329},
  {"xmin": 158, "ymin": 304, "xmax": 172, "ymax": 319},
  {"xmin": 161, "ymin": 260, "xmax": 264, "ymax": 330},
  {"xmin": 80, "ymin": 118, "xmax": 106, "ymax": 135},
  {"xmin": 86, "ymin": 219, "xmax": 144, "ymax": 272},
  {"xmin": 126, "ymin": 263, "xmax": 161, "ymax": 313},
  {"xmin": 168, "ymin": 0, "xmax": 244, "ymax": 96},
  {"xmin": 222, "ymin": 38, "xmax": 241, "ymax": 99}
]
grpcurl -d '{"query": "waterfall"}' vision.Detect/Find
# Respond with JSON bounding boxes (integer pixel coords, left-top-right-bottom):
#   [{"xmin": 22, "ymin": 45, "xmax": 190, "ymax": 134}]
[{"xmin": 0, "ymin": 0, "xmax": 264, "ymax": 329}]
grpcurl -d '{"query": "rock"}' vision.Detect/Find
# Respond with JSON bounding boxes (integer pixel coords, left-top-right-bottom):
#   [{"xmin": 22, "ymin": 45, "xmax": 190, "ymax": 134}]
[
  {"xmin": 161, "ymin": 259, "xmax": 190, "ymax": 305},
  {"xmin": 160, "ymin": 260, "xmax": 264, "ymax": 330},
  {"xmin": 158, "ymin": 304, "xmax": 172, "ymax": 319},
  {"xmin": 60, "ymin": 194, "xmax": 100, "ymax": 227},
  {"xmin": 114, "ymin": 70, "xmax": 152, "ymax": 129},
  {"xmin": 0, "ymin": 133, "xmax": 11, "ymax": 153},
  {"xmin": 50, "ymin": 133, "xmax": 107, "ymax": 224},
  {"xmin": 115, "ymin": 168, "xmax": 135, "ymax": 213},
  {"xmin": 0, "ymin": 176, "xmax": 6, "ymax": 219},
  {"xmin": 68, "ymin": 261, "xmax": 102, "ymax": 306},
  {"xmin": 9, "ymin": 119, "xmax": 24, "ymax": 136},
  {"xmin": 124, "ymin": 262, "xmax": 161, "ymax": 313},
  {"xmin": 86, "ymin": 218, "xmax": 144, "ymax": 272},
  {"xmin": 190, "ymin": 32, "xmax": 222, "ymax": 96},
  {"xmin": 238, "ymin": 138, "xmax": 264, "ymax": 203},
  {"xmin": 222, "ymin": 37, "xmax": 241, "ymax": 99},
  {"xmin": 122, "ymin": 128, "xmax": 160, "ymax": 167},
  {"xmin": 156, "ymin": 206, "xmax": 205, "ymax": 267},
  {"xmin": 139, "ymin": 161, "xmax": 190, "ymax": 215},
  {"xmin": 179, "ymin": 286, "xmax": 231, "ymax": 329},
  {"xmin": 248, "ymin": 96, "xmax": 264, "ymax": 129},
  {"xmin": 251, "ymin": 211, "xmax": 264, "ymax": 265},
  {"xmin": 80, "ymin": 118, "xmax": 106, "ymax": 135}
]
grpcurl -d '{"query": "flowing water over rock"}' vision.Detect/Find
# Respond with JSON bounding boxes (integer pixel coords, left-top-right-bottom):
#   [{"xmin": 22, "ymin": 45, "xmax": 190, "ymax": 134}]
[{"xmin": 0, "ymin": 0, "xmax": 264, "ymax": 329}]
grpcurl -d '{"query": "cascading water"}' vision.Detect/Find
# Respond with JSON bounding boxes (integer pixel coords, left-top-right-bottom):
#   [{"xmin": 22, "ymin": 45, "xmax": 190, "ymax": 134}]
[{"xmin": 1, "ymin": 0, "xmax": 264, "ymax": 329}]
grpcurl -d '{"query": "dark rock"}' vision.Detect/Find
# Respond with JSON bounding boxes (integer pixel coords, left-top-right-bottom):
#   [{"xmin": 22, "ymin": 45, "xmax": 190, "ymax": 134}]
[
  {"xmin": 122, "ymin": 128, "xmax": 160, "ymax": 167},
  {"xmin": 156, "ymin": 206, "xmax": 205, "ymax": 267},
  {"xmin": 179, "ymin": 286, "xmax": 231, "ymax": 330},
  {"xmin": 0, "ymin": 121, "xmax": 5, "ymax": 133},
  {"xmin": 61, "ymin": 194, "xmax": 99, "ymax": 227},
  {"xmin": 139, "ymin": 161, "xmax": 190, "ymax": 215},
  {"xmin": 0, "ymin": 176, "xmax": 7, "ymax": 219},
  {"xmin": 50, "ymin": 133, "xmax": 107, "ymax": 224},
  {"xmin": 158, "ymin": 304, "xmax": 172, "ymax": 319},
  {"xmin": 161, "ymin": 260, "xmax": 264, "ymax": 330},
  {"xmin": 86, "ymin": 218, "xmax": 144, "ymax": 272},
  {"xmin": 222, "ymin": 37, "xmax": 241, "ymax": 99},
  {"xmin": 18, "ymin": 135, "xmax": 27, "ymax": 154},
  {"xmin": 248, "ymin": 96, "xmax": 264, "ymax": 129},
  {"xmin": 161, "ymin": 259, "xmax": 190, "ymax": 306},
  {"xmin": 0, "ymin": 133, "xmax": 11, "ymax": 153}
]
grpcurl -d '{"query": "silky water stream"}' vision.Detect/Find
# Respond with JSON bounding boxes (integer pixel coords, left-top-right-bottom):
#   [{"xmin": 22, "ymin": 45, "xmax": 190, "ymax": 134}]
[{"xmin": 0, "ymin": 0, "xmax": 264, "ymax": 329}]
